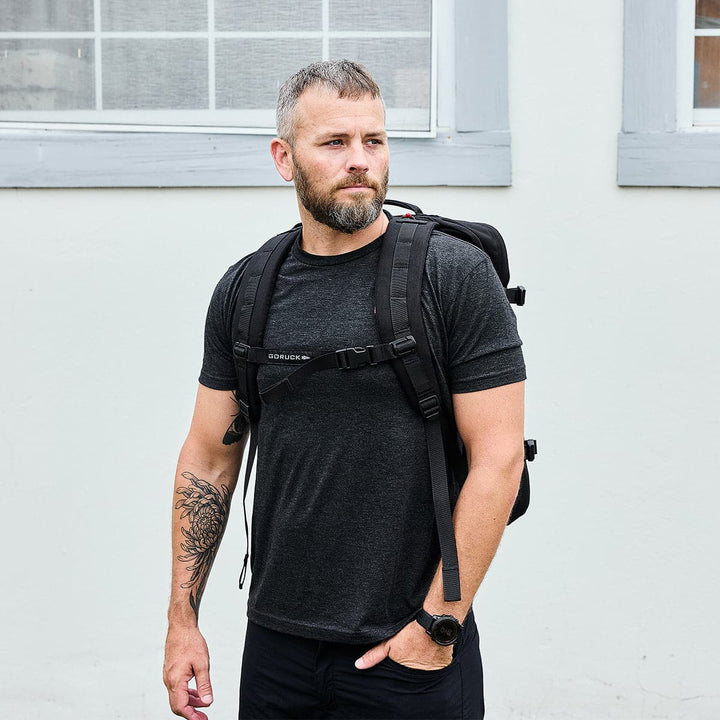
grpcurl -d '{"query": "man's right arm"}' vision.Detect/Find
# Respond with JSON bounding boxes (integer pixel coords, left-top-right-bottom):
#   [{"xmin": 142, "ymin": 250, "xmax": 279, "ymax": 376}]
[{"xmin": 163, "ymin": 384, "xmax": 247, "ymax": 720}]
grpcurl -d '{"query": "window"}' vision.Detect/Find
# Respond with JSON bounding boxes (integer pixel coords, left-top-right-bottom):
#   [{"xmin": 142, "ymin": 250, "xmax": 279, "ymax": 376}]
[
  {"xmin": 618, "ymin": 0, "xmax": 720, "ymax": 187},
  {"xmin": 679, "ymin": 0, "xmax": 720, "ymax": 126},
  {"xmin": 0, "ymin": 1, "xmax": 434, "ymax": 134},
  {"xmin": 0, "ymin": 0, "xmax": 510, "ymax": 187}
]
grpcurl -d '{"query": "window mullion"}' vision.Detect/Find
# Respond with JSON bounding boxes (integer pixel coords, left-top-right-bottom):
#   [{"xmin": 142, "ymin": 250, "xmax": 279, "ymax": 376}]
[
  {"xmin": 208, "ymin": 0, "xmax": 216, "ymax": 111},
  {"xmin": 322, "ymin": 0, "xmax": 330, "ymax": 60},
  {"xmin": 94, "ymin": 0, "xmax": 103, "ymax": 110}
]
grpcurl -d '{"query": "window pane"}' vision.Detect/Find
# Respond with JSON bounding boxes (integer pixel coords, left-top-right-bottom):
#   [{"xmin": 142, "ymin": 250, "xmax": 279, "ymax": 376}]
[
  {"xmin": 102, "ymin": 40, "xmax": 208, "ymax": 110},
  {"xmin": 0, "ymin": 0, "xmax": 93, "ymax": 32},
  {"xmin": 216, "ymin": 39, "xmax": 321, "ymax": 111},
  {"xmin": 215, "ymin": 0, "xmax": 322, "ymax": 31},
  {"xmin": 695, "ymin": 37, "xmax": 720, "ymax": 107},
  {"xmin": 696, "ymin": 0, "xmax": 720, "ymax": 28},
  {"xmin": 0, "ymin": 40, "xmax": 94, "ymax": 110},
  {"xmin": 329, "ymin": 38, "xmax": 431, "ymax": 110},
  {"xmin": 329, "ymin": 0, "xmax": 431, "ymax": 32},
  {"xmin": 101, "ymin": 0, "xmax": 207, "ymax": 32}
]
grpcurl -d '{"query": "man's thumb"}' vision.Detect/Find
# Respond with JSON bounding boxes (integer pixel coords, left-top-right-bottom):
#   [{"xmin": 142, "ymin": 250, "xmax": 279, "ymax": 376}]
[
  {"xmin": 195, "ymin": 668, "xmax": 214, "ymax": 705},
  {"xmin": 355, "ymin": 643, "xmax": 389, "ymax": 670}
]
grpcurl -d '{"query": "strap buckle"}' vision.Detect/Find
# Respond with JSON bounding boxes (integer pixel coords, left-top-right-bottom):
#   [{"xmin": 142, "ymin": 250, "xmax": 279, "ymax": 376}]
[
  {"xmin": 233, "ymin": 342, "xmax": 249, "ymax": 362},
  {"xmin": 336, "ymin": 346, "xmax": 371, "ymax": 370},
  {"xmin": 419, "ymin": 394, "xmax": 440, "ymax": 419},
  {"xmin": 391, "ymin": 335, "xmax": 417, "ymax": 357}
]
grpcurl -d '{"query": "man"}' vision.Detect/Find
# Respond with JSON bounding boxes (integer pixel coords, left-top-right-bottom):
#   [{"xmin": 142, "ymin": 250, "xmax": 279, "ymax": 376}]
[{"xmin": 163, "ymin": 60, "xmax": 525, "ymax": 720}]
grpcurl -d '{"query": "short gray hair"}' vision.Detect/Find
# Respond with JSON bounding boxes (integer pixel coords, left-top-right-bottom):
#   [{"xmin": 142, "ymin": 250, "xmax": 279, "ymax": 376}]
[{"xmin": 276, "ymin": 59, "xmax": 383, "ymax": 144}]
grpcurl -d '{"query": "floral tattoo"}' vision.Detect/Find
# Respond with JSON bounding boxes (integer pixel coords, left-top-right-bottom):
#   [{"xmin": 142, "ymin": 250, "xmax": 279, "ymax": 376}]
[{"xmin": 175, "ymin": 472, "xmax": 230, "ymax": 617}]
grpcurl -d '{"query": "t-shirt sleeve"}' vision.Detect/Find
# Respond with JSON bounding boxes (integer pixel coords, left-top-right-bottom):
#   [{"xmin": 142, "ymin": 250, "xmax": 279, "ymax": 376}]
[
  {"xmin": 445, "ymin": 254, "xmax": 527, "ymax": 394},
  {"xmin": 198, "ymin": 261, "xmax": 247, "ymax": 391}
]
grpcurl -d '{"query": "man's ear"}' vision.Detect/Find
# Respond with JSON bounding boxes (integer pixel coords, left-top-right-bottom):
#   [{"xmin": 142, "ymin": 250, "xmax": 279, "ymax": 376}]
[{"xmin": 270, "ymin": 138, "xmax": 294, "ymax": 182}]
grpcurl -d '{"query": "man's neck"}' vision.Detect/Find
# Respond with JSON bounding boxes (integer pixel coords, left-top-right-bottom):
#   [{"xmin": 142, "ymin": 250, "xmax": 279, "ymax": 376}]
[{"xmin": 298, "ymin": 208, "xmax": 389, "ymax": 256}]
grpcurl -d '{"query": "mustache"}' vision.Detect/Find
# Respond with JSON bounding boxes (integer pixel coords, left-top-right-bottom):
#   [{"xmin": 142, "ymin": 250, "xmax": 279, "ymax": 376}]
[{"xmin": 336, "ymin": 174, "xmax": 379, "ymax": 191}]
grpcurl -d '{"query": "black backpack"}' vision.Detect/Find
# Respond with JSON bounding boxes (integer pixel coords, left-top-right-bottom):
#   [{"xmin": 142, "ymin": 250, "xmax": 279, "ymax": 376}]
[{"xmin": 229, "ymin": 199, "xmax": 537, "ymax": 601}]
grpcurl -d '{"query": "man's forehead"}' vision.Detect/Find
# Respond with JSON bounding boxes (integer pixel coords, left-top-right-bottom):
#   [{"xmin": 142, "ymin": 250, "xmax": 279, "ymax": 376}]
[{"xmin": 294, "ymin": 85, "xmax": 385, "ymax": 128}]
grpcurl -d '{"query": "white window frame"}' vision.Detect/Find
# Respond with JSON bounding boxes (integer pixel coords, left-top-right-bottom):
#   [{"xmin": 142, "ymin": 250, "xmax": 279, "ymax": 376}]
[
  {"xmin": 0, "ymin": 0, "xmax": 511, "ymax": 188},
  {"xmin": 618, "ymin": 0, "xmax": 720, "ymax": 187},
  {"xmin": 678, "ymin": 0, "xmax": 720, "ymax": 127}
]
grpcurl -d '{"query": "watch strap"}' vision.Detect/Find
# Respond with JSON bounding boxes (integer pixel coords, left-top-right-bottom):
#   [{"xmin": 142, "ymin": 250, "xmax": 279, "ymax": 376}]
[{"xmin": 415, "ymin": 608, "xmax": 436, "ymax": 633}]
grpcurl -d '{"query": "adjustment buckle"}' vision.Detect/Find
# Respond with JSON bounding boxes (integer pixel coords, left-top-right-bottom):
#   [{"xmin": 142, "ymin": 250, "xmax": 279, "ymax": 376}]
[
  {"xmin": 391, "ymin": 335, "xmax": 417, "ymax": 357},
  {"xmin": 336, "ymin": 346, "xmax": 370, "ymax": 370},
  {"xmin": 233, "ymin": 342, "xmax": 249, "ymax": 362},
  {"xmin": 419, "ymin": 394, "xmax": 440, "ymax": 419}
]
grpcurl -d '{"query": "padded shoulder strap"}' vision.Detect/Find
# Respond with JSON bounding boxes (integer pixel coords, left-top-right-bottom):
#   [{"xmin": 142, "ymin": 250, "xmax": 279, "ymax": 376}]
[
  {"xmin": 375, "ymin": 217, "xmax": 462, "ymax": 602},
  {"xmin": 231, "ymin": 225, "xmax": 301, "ymax": 423},
  {"xmin": 375, "ymin": 218, "xmax": 439, "ymax": 410}
]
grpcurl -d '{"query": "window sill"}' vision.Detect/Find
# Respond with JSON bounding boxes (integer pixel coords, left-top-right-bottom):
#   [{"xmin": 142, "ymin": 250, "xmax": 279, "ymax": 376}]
[
  {"xmin": 0, "ymin": 128, "xmax": 511, "ymax": 188},
  {"xmin": 617, "ymin": 130, "xmax": 720, "ymax": 187}
]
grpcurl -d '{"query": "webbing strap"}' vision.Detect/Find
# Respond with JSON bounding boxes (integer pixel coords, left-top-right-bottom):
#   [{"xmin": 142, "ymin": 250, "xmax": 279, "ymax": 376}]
[
  {"xmin": 244, "ymin": 337, "xmax": 417, "ymax": 405},
  {"xmin": 238, "ymin": 422, "xmax": 258, "ymax": 590},
  {"xmin": 381, "ymin": 218, "xmax": 462, "ymax": 602},
  {"xmin": 426, "ymin": 415, "xmax": 462, "ymax": 601},
  {"xmin": 232, "ymin": 228, "xmax": 298, "ymax": 590}
]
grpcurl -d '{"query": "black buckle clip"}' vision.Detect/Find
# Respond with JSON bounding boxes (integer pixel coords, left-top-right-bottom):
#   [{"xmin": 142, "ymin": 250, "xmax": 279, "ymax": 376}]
[
  {"xmin": 233, "ymin": 342, "xmax": 249, "ymax": 362},
  {"xmin": 391, "ymin": 335, "xmax": 417, "ymax": 357},
  {"xmin": 524, "ymin": 439, "xmax": 538, "ymax": 461},
  {"xmin": 336, "ymin": 346, "xmax": 370, "ymax": 370},
  {"xmin": 419, "ymin": 394, "xmax": 440, "ymax": 419}
]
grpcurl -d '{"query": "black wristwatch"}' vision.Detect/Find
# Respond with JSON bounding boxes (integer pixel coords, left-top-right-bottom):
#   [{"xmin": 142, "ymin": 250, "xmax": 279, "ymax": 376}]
[{"xmin": 415, "ymin": 608, "xmax": 463, "ymax": 646}]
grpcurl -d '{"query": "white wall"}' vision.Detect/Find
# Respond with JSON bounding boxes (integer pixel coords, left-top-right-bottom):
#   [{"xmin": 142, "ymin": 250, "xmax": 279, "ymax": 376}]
[{"xmin": 2, "ymin": 2, "xmax": 719, "ymax": 718}]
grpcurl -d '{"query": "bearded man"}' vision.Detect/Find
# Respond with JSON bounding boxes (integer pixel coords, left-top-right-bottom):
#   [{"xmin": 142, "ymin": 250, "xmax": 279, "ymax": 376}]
[{"xmin": 163, "ymin": 60, "xmax": 526, "ymax": 720}]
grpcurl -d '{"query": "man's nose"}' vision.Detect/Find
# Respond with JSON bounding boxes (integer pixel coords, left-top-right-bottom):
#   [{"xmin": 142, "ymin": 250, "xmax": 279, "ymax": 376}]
[{"xmin": 345, "ymin": 141, "xmax": 369, "ymax": 173}]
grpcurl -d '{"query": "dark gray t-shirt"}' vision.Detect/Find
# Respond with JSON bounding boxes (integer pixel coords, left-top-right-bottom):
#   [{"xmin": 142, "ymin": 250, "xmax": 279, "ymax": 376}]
[{"xmin": 200, "ymin": 230, "xmax": 526, "ymax": 643}]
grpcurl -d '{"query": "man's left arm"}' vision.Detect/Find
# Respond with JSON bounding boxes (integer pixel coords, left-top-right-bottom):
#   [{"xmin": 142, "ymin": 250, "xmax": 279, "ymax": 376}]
[{"xmin": 356, "ymin": 380, "xmax": 525, "ymax": 671}]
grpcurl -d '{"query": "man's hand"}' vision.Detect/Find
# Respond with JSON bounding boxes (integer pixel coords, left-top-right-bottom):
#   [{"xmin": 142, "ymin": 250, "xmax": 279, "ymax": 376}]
[
  {"xmin": 354, "ymin": 617, "xmax": 453, "ymax": 671},
  {"xmin": 163, "ymin": 625, "xmax": 214, "ymax": 720}
]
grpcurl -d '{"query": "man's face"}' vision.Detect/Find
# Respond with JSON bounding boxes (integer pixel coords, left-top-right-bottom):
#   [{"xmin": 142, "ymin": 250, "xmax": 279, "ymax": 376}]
[{"xmin": 288, "ymin": 86, "xmax": 389, "ymax": 234}]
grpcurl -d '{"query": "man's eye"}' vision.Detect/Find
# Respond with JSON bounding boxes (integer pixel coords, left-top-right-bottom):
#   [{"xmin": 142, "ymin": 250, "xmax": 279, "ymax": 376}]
[
  {"xmin": 367, "ymin": 138, "xmax": 383, "ymax": 145},
  {"xmin": 327, "ymin": 139, "xmax": 343, "ymax": 146}
]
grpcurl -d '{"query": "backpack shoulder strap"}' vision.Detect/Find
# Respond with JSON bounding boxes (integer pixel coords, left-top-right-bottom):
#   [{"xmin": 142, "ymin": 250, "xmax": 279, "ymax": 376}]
[
  {"xmin": 229, "ymin": 224, "xmax": 300, "ymax": 589},
  {"xmin": 231, "ymin": 224, "xmax": 301, "ymax": 424},
  {"xmin": 375, "ymin": 217, "xmax": 462, "ymax": 602}
]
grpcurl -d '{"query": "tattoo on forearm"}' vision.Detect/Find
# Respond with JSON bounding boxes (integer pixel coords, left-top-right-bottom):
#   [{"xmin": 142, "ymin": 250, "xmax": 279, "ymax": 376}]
[
  {"xmin": 175, "ymin": 472, "xmax": 231, "ymax": 617},
  {"xmin": 223, "ymin": 392, "xmax": 249, "ymax": 446},
  {"xmin": 223, "ymin": 415, "xmax": 247, "ymax": 446}
]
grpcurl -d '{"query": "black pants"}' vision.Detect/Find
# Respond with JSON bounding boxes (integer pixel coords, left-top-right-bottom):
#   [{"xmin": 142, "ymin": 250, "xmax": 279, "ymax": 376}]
[{"xmin": 239, "ymin": 611, "xmax": 484, "ymax": 720}]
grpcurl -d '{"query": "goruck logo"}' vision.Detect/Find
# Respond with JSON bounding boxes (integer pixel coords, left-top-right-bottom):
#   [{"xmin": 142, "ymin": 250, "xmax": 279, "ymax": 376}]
[{"xmin": 268, "ymin": 352, "xmax": 310, "ymax": 361}]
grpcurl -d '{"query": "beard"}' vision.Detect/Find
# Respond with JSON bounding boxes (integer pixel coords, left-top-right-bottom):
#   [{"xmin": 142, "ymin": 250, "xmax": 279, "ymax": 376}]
[{"xmin": 293, "ymin": 160, "xmax": 389, "ymax": 234}]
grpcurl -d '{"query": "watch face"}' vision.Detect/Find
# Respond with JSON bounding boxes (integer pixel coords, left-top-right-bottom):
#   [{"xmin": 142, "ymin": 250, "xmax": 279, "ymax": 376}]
[{"xmin": 432, "ymin": 617, "xmax": 460, "ymax": 645}]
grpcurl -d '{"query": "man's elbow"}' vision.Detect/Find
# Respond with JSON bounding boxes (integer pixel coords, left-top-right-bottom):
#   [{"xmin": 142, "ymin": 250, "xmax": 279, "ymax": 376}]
[{"xmin": 466, "ymin": 442, "xmax": 526, "ymax": 509}]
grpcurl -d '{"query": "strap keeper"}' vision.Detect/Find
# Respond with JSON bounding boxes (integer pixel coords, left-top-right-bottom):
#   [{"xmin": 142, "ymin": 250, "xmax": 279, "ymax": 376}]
[
  {"xmin": 236, "ymin": 397, "xmax": 250, "ymax": 421},
  {"xmin": 391, "ymin": 335, "xmax": 417, "ymax": 357},
  {"xmin": 418, "ymin": 394, "xmax": 440, "ymax": 419},
  {"xmin": 441, "ymin": 565, "xmax": 462, "ymax": 602}
]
